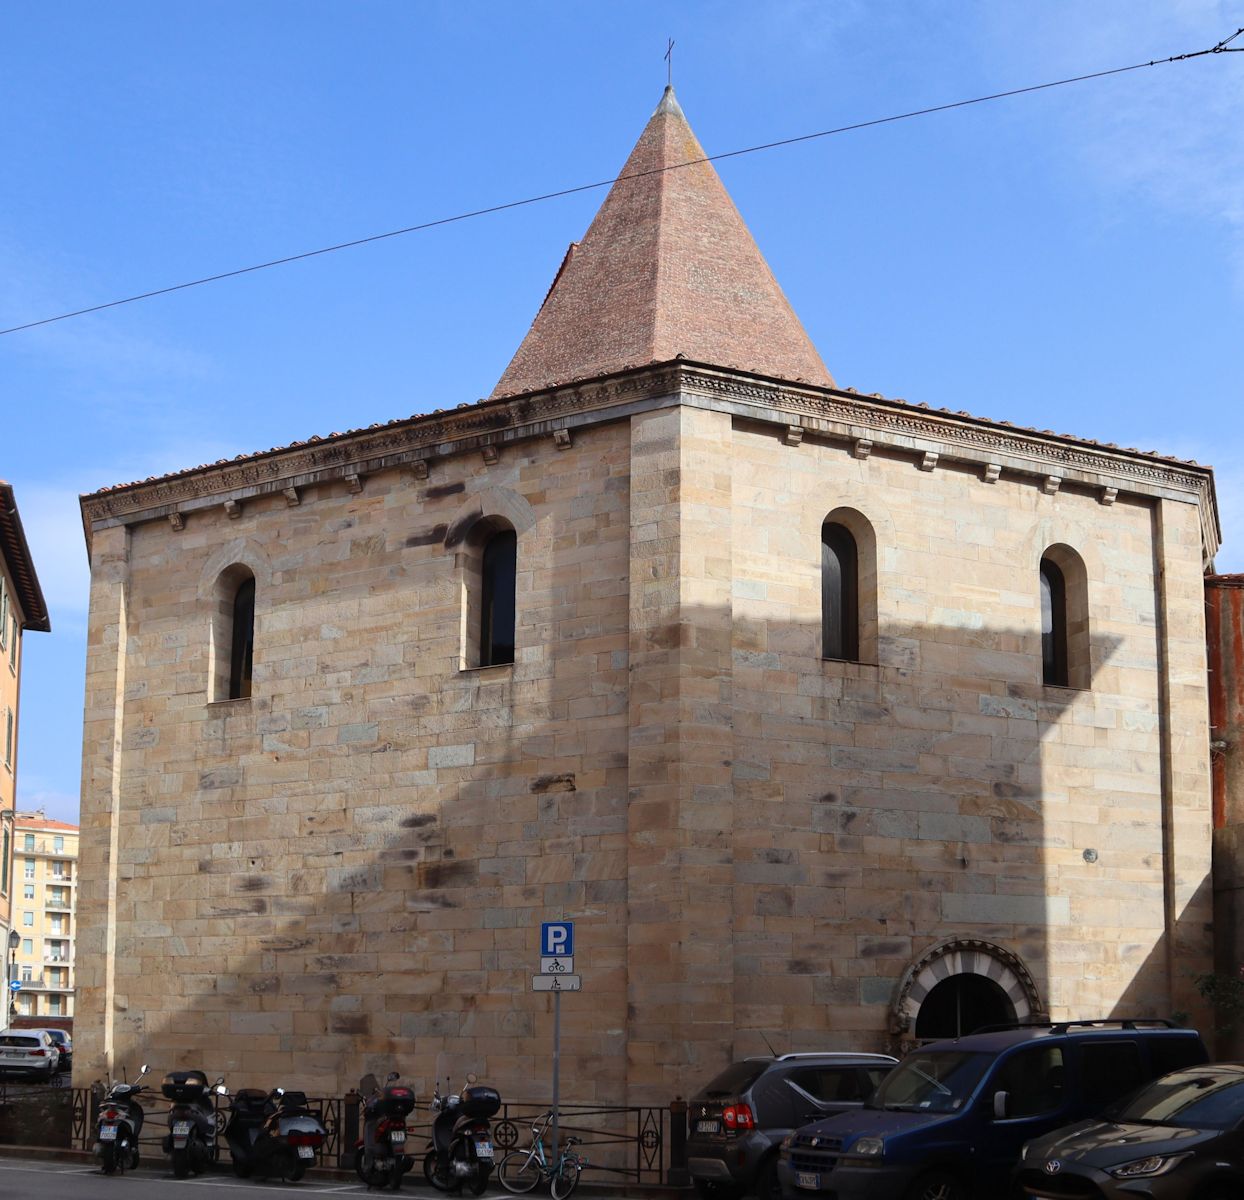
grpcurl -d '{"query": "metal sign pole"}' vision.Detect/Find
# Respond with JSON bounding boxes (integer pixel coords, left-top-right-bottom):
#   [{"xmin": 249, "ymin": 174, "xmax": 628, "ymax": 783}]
[{"xmin": 552, "ymin": 986, "xmax": 561, "ymax": 1163}]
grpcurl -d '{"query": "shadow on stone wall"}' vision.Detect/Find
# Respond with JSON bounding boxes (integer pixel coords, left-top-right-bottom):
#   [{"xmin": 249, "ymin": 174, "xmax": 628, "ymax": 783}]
[{"xmin": 82, "ymin": 587, "xmax": 1210, "ymax": 1106}]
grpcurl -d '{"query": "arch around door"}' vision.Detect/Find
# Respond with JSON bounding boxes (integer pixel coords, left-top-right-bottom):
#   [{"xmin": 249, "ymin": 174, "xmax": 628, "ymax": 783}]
[{"xmin": 891, "ymin": 937, "xmax": 1046, "ymax": 1044}]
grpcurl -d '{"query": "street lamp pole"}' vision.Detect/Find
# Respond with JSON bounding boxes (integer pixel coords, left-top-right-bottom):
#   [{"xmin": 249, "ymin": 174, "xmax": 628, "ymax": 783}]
[{"xmin": 7, "ymin": 928, "xmax": 19, "ymax": 1020}]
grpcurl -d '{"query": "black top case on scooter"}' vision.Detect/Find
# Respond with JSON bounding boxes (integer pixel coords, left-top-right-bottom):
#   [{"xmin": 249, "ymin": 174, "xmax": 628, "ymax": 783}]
[
  {"xmin": 162, "ymin": 1071, "xmax": 210, "ymax": 1102},
  {"xmin": 459, "ymin": 1087, "xmax": 501, "ymax": 1119},
  {"xmin": 377, "ymin": 1085, "xmax": 416, "ymax": 1118}
]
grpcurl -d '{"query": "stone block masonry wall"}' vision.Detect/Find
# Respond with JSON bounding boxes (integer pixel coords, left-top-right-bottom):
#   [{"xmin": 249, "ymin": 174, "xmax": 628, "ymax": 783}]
[
  {"xmin": 75, "ymin": 423, "xmax": 634, "ymax": 1097},
  {"xmin": 74, "ymin": 376, "xmax": 1216, "ymax": 1103},
  {"xmin": 724, "ymin": 421, "xmax": 1210, "ymax": 1056}
]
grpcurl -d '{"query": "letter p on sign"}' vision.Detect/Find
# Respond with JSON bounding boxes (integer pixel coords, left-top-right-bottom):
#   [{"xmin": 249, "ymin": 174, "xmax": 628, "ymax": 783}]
[{"xmin": 541, "ymin": 921, "xmax": 574, "ymax": 957}]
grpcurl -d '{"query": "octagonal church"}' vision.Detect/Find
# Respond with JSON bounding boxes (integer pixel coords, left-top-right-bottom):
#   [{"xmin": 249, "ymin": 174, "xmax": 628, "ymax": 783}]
[{"xmin": 75, "ymin": 89, "xmax": 1219, "ymax": 1100}]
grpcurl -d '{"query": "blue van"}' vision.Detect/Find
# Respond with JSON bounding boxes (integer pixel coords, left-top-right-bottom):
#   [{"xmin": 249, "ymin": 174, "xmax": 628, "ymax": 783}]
[{"xmin": 775, "ymin": 1021, "xmax": 1207, "ymax": 1200}]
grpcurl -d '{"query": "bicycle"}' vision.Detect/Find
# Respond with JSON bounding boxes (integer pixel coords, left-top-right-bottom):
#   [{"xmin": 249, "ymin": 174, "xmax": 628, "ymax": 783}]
[{"xmin": 498, "ymin": 1112, "xmax": 587, "ymax": 1199}]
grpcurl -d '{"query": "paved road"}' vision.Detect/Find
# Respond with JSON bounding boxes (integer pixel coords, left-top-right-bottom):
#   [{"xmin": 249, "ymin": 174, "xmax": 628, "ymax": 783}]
[
  {"xmin": 0, "ymin": 1156, "xmax": 651, "ymax": 1200},
  {"xmin": 0, "ymin": 1156, "xmax": 375, "ymax": 1198}
]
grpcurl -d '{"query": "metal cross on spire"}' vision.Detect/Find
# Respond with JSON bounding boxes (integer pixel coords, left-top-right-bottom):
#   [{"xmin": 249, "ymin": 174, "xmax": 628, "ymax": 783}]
[{"xmin": 664, "ymin": 38, "xmax": 675, "ymax": 87}]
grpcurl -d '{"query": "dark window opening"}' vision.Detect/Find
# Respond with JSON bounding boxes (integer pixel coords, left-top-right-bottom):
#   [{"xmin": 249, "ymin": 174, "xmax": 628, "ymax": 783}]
[
  {"xmin": 1040, "ymin": 558, "xmax": 1068, "ymax": 686},
  {"xmin": 914, "ymin": 973, "xmax": 1015, "ymax": 1041},
  {"xmin": 821, "ymin": 522, "xmax": 859, "ymax": 661},
  {"xmin": 480, "ymin": 530, "xmax": 516, "ymax": 667},
  {"xmin": 229, "ymin": 577, "xmax": 255, "ymax": 699}
]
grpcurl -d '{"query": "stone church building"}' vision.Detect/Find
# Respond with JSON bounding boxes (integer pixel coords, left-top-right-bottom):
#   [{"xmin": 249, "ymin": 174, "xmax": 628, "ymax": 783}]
[{"xmin": 75, "ymin": 89, "xmax": 1220, "ymax": 1099}]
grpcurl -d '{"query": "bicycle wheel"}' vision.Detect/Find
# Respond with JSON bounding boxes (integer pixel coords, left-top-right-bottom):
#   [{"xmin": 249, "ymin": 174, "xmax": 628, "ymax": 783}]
[
  {"xmin": 549, "ymin": 1157, "xmax": 582, "ymax": 1200},
  {"xmin": 499, "ymin": 1149, "xmax": 543, "ymax": 1194}
]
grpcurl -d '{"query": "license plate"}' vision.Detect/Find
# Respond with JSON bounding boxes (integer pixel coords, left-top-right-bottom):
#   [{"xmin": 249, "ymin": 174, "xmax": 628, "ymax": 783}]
[
  {"xmin": 696, "ymin": 1120, "xmax": 719, "ymax": 1134},
  {"xmin": 99, "ymin": 1126, "xmax": 118, "ymax": 1141},
  {"xmin": 796, "ymin": 1172, "xmax": 821, "ymax": 1190},
  {"xmin": 173, "ymin": 1121, "xmax": 192, "ymax": 1136},
  {"xmin": 475, "ymin": 1139, "xmax": 494, "ymax": 1159},
  {"xmin": 297, "ymin": 1145, "xmax": 314, "ymax": 1159},
  {"xmin": 390, "ymin": 1130, "xmax": 407, "ymax": 1143}
]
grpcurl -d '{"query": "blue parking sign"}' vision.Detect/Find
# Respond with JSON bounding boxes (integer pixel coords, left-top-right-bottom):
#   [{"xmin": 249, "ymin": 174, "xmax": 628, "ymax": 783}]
[{"xmin": 541, "ymin": 921, "xmax": 574, "ymax": 957}]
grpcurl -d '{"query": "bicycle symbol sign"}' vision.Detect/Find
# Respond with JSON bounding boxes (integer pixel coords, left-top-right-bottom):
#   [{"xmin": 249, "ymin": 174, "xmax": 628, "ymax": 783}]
[{"xmin": 540, "ymin": 956, "xmax": 573, "ymax": 974}]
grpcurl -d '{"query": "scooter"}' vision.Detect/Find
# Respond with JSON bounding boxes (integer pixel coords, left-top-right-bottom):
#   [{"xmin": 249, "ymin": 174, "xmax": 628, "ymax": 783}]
[
  {"xmin": 160, "ymin": 1069, "xmax": 226, "ymax": 1178},
  {"xmin": 424, "ymin": 1073, "xmax": 500, "ymax": 1196},
  {"xmin": 353, "ymin": 1071, "xmax": 416, "ymax": 1191},
  {"xmin": 223, "ymin": 1085, "xmax": 328, "ymax": 1182},
  {"xmin": 94, "ymin": 1063, "xmax": 150, "ymax": 1174}
]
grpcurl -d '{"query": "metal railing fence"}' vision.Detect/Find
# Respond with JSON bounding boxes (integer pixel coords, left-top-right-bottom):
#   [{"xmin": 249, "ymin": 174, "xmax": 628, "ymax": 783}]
[{"xmin": 29, "ymin": 1084, "xmax": 681, "ymax": 1183}]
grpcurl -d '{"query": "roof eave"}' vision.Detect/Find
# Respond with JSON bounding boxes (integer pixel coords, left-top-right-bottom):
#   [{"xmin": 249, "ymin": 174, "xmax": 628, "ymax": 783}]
[{"xmin": 0, "ymin": 482, "xmax": 51, "ymax": 633}]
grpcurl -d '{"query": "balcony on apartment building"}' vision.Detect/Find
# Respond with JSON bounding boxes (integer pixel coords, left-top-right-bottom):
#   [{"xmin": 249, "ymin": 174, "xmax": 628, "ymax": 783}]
[{"xmin": 19, "ymin": 970, "xmax": 72, "ymax": 993}]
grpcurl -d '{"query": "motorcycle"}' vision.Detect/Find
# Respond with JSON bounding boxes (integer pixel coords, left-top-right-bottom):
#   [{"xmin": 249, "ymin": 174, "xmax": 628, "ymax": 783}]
[
  {"xmin": 353, "ymin": 1070, "xmax": 416, "ymax": 1191},
  {"xmin": 223, "ymin": 1085, "xmax": 328, "ymax": 1182},
  {"xmin": 160, "ymin": 1069, "xmax": 226, "ymax": 1179},
  {"xmin": 93, "ymin": 1063, "xmax": 150, "ymax": 1174},
  {"xmin": 423, "ymin": 1073, "xmax": 501, "ymax": 1196}
]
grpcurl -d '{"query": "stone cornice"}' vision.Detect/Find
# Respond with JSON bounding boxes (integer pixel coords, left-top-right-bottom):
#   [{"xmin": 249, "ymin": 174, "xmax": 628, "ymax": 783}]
[{"xmin": 78, "ymin": 361, "xmax": 1220, "ymax": 556}]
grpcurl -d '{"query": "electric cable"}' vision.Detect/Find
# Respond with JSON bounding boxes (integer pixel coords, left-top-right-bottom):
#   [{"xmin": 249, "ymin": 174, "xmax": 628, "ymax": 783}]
[{"xmin": 2, "ymin": 27, "xmax": 1240, "ymax": 338}]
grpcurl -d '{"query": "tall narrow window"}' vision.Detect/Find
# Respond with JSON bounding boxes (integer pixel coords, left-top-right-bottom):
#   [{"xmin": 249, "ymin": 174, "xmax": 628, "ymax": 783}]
[
  {"xmin": 479, "ymin": 529, "xmax": 517, "ymax": 666},
  {"xmin": 229, "ymin": 576, "xmax": 255, "ymax": 699},
  {"xmin": 821, "ymin": 522, "xmax": 859, "ymax": 661},
  {"xmin": 1040, "ymin": 558, "xmax": 1068, "ymax": 686}
]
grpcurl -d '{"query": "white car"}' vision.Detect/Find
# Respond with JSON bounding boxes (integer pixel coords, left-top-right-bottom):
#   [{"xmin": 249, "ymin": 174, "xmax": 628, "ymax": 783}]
[{"xmin": 0, "ymin": 1028, "xmax": 58, "ymax": 1081}]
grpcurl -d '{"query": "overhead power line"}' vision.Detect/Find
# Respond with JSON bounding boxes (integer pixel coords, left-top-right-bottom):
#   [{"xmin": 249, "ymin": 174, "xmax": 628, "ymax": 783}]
[{"xmin": 2, "ymin": 27, "xmax": 1240, "ymax": 339}]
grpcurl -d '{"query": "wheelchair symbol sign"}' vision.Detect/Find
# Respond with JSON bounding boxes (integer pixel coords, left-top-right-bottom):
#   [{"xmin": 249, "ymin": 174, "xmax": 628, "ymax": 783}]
[{"xmin": 541, "ymin": 921, "xmax": 574, "ymax": 958}]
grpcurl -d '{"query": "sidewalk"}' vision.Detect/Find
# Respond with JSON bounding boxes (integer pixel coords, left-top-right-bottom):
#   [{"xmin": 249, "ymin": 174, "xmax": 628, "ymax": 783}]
[{"xmin": 0, "ymin": 1143, "xmax": 692, "ymax": 1198}]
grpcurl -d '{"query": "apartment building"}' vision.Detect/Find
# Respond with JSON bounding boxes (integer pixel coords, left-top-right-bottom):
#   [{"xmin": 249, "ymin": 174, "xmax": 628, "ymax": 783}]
[
  {"xmin": 1, "ymin": 481, "xmax": 52, "ymax": 1004},
  {"xmin": 10, "ymin": 813, "xmax": 77, "ymax": 1021}
]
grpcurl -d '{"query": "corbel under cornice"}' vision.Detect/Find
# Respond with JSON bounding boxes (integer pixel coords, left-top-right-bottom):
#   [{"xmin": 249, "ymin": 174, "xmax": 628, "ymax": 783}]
[{"xmin": 77, "ymin": 361, "xmax": 1221, "ymax": 562}]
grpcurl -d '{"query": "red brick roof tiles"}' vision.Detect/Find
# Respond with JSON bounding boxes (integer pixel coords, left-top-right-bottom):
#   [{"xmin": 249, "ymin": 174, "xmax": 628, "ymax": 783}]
[{"xmin": 489, "ymin": 87, "xmax": 834, "ymax": 400}]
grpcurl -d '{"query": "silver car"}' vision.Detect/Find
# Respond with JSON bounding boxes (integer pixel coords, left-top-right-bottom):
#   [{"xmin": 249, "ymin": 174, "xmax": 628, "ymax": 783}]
[{"xmin": 0, "ymin": 1028, "xmax": 58, "ymax": 1081}]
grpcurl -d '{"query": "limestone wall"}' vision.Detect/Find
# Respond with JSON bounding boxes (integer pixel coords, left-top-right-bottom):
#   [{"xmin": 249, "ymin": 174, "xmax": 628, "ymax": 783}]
[
  {"xmin": 76, "ymin": 423, "xmax": 634, "ymax": 1097},
  {"xmin": 75, "ymin": 377, "xmax": 1216, "ymax": 1102}
]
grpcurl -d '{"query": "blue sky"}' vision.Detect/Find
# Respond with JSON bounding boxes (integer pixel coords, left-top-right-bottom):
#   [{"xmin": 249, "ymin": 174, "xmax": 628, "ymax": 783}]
[{"xmin": 3, "ymin": 1, "xmax": 1242, "ymax": 825}]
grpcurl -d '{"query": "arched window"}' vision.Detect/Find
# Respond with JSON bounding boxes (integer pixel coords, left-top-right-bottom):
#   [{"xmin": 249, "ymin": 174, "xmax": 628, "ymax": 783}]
[
  {"xmin": 821, "ymin": 522, "xmax": 859, "ymax": 661},
  {"xmin": 479, "ymin": 529, "xmax": 516, "ymax": 667},
  {"xmin": 1038, "ymin": 545, "xmax": 1090, "ymax": 689},
  {"xmin": 1039, "ymin": 558, "xmax": 1068, "ymax": 687},
  {"xmin": 209, "ymin": 565, "xmax": 256, "ymax": 701},
  {"xmin": 228, "ymin": 575, "xmax": 255, "ymax": 699}
]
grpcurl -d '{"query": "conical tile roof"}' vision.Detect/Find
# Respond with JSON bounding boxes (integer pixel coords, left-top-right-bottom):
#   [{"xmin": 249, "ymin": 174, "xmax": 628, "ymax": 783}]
[{"xmin": 490, "ymin": 87, "xmax": 833, "ymax": 399}]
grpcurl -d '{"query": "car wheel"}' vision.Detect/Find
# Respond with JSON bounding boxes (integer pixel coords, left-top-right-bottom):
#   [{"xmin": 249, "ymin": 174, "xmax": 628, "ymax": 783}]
[
  {"xmin": 753, "ymin": 1156, "xmax": 781, "ymax": 1200},
  {"xmin": 906, "ymin": 1171, "xmax": 968, "ymax": 1200}
]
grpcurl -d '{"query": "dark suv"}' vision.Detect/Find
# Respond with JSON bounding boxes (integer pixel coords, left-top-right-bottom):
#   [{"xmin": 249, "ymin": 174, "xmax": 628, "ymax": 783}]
[
  {"xmin": 687, "ymin": 1052, "xmax": 898, "ymax": 1200},
  {"xmin": 776, "ymin": 1020, "xmax": 1207, "ymax": 1200}
]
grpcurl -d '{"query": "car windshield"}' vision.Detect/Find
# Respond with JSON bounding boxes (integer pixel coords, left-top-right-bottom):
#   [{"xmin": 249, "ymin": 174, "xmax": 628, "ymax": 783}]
[
  {"xmin": 869, "ymin": 1051, "xmax": 991, "ymax": 1114},
  {"xmin": 1112, "ymin": 1071, "xmax": 1244, "ymax": 1131}
]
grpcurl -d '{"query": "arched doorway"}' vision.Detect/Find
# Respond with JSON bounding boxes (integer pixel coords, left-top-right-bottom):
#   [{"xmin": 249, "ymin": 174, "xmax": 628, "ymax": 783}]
[
  {"xmin": 913, "ymin": 972, "xmax": 1013, "ymax": 1040},
  {"xmin": 891, "ymin": 937, "xmax": 1045, "ymax": 1049}
]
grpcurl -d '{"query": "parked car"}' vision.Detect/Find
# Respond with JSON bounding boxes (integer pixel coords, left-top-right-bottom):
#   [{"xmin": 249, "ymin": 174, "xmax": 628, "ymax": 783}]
[
  {"xmin": 0, "ymin": 1028, "xmax": 59, "ymax": 1081},
  {"xmin": 688, "ymin": 1052, "xmax": 898, "ymax": 1200},
  {"xmin": 1015, "ymin": 1061, "xmax": 1244, "ymax": 1199},
  {"xmin": 776, "ymin": 1019, "xmax": 1208, "ymax": 1200},
  {"xmin": 42, "ymin": 1029, "xmax": 72, "ymax": 1070}
]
